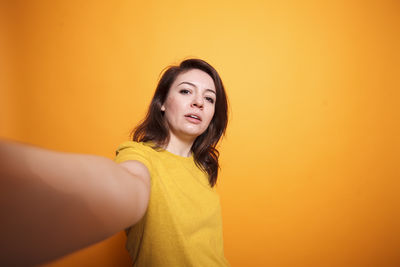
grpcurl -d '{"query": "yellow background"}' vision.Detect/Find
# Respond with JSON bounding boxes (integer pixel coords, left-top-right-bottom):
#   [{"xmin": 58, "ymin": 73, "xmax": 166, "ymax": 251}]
[{"xmin": 1, "ymin": 0, "xmax": 399, "ymax": 266}]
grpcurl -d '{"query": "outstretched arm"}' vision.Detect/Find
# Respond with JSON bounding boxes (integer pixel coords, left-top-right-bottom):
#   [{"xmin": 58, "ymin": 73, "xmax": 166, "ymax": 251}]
[{"xmin": 0, "ymin": 139, "xmax": 150, "ymax": 266}]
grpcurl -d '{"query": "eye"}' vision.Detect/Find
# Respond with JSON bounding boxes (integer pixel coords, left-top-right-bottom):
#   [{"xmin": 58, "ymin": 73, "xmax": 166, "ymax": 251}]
[
  {"xmin": 179, "ymin": 89, "xmax": 190, "ymax": 95},
  {"xmin": 205, "ymin": 97, "xmax": 215, "ymax": 104}
]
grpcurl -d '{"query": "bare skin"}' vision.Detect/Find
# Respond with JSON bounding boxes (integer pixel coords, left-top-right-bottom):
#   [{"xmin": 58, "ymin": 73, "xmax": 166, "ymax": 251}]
[
  {"xmin": 162, "ymin": 69, "xmax": 216, "ymax": 156},
  {"xmin": 0, "ymin": 140, "xmax": 150, "ymax": 266}
]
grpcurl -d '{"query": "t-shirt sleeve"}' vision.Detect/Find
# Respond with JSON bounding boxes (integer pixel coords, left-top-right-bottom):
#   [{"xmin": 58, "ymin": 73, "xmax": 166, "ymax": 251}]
[{"xmin": 114, "ymin": 141, "xmax": 152, "ymax": 171}]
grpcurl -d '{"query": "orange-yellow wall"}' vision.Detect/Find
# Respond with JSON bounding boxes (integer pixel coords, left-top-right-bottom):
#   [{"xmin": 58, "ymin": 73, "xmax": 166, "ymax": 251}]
[{"xmin": 1, "ymin": 1, "xmax": 399, "ymax": 266}]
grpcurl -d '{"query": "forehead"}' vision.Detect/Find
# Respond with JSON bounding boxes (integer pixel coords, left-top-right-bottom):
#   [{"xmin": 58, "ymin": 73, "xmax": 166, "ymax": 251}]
[{"xmin": 173, "ymin": 69, "xmax": 215, "ymax": 90}]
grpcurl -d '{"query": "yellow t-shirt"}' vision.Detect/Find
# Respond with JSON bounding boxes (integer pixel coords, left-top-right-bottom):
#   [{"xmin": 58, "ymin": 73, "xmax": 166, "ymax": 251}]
[{"xmin": 114, "ymin": 141, "xmax": 230, "ymax": 267}]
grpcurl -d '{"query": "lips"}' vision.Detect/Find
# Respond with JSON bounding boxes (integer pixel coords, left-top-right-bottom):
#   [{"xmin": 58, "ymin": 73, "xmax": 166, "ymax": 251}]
[{"xmin": 184, "ymin": 113, "xmax": 202, "ymax": 122}]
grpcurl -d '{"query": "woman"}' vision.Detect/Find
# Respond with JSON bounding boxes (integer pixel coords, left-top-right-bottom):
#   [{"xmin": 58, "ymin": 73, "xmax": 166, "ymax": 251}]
[{"xmin": 0, "ymin": 58, "xmax": 229, "ymax": 266}]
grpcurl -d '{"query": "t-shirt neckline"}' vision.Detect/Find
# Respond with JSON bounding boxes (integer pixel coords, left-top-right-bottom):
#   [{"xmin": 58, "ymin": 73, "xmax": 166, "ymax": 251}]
[
  {"xmin": 162, "ymin": 148, "xmax": 194, "ymax": 162},
  {"xmin": 143, "ymin": 141, "xmax": 194, "ymax": 162}
]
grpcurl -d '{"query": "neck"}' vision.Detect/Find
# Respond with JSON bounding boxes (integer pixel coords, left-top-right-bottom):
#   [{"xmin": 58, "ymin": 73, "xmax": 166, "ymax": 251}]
[{"xmin": 164, "ymin": 133, "xmax": 195, "ymax": 157}]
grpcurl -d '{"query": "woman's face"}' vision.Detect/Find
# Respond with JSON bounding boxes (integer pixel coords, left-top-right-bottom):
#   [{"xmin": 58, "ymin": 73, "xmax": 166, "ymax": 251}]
[{"xmin": 161, "ymin": 69, "xmax": 216, "ymax": 142}]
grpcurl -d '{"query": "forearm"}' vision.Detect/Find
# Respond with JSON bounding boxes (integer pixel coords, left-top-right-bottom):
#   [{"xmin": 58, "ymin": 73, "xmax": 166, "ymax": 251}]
[{"xmin": 0, "ymin": 140, "xmax": 148, "ymax": 266}]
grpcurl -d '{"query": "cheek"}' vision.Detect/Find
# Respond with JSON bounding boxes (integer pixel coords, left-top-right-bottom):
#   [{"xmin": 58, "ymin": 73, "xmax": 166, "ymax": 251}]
[
  {"xmin": 205, "ymin": 107, "xmax": 215, "ymax": 125},
  {"xmin": 164, "ymin": 96, "xmax": 184, "ymax": 122},
  {"xmin": 164, "ymin": 97, "xmax": 178, "ymax": 113}
]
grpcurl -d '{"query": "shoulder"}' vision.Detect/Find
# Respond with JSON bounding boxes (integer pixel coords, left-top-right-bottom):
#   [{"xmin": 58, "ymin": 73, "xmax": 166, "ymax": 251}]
[
  {"xmin": 114, "ymin": 141, "xmax": 156, "ymax": 169},
  {"xmin": 115, "ymin": 141, "xmax": 153, "ymax": 154},
  {"xmin": 115, "ymin": 141, "xmax": 155, "ymax": 158},
  {"xmin": 115, "ymin": 141, "xmax": 153, "ymax": 188}
]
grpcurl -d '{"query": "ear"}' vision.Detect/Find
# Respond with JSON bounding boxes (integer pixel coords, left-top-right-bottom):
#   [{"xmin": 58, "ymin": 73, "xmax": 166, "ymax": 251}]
[{"xmin": 161, "ymin": 105, "xmax": 166, "ymax": 111}]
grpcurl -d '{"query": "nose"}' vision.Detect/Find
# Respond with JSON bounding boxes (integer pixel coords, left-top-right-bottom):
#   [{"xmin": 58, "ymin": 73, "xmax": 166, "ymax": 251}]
[{"xmin": 191, "ymin": 94, "xmax": 204, "ymax": 109}]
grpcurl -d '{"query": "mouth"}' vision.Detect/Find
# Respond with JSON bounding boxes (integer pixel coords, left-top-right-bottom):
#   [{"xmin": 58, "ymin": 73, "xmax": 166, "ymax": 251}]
[{"xmin": 184, "ymin": 113, "xmax": 202, "ymax": 122}]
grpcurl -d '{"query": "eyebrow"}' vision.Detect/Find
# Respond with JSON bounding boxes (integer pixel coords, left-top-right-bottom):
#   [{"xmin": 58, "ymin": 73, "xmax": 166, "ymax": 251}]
[{"xmin": 177, "ymin": 81, "xmax": 216, "ymax": 95}]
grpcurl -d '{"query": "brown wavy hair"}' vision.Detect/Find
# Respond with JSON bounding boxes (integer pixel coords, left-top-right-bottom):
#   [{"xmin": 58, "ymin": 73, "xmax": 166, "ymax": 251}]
[{"xmin": 131, "ymin": 58, "xmax": 228, "ymax": 187}]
